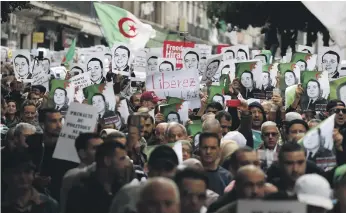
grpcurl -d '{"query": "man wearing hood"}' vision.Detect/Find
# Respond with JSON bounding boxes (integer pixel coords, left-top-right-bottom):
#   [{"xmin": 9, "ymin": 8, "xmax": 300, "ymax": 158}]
[{"xmin": 249, "ymin": 102, "xmax": 267, "ymax": 149}]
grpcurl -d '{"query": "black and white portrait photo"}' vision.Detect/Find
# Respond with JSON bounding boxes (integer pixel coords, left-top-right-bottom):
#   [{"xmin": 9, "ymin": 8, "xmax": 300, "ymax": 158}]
[
  {"xmin": 262, "ymin": 71, "xmax": 275, "ymax": 91},
  {"xmin": 322, "ymin": 51, "xmax": 340, "ymax": 79},
  {"xmin": 198, "ymin": 56, "xmax": 207, "ymax": 76},
  {"xmin": 53, "ymin": 87, "xmax": 69, "ymax": 111},
  {"xmin": 202, "ymin": 54, "xmax": 223, "ymax": 83},
  {"xmin": 147, "ymin": 55, "xmax": 158, "ymax": 73},
  {"xmin": 166, "ymin": 111, "xmax": 181, "ymax": 123},
  {"xmin": 70, "ymin": 65, "xmax": 84, "ymax": 77},
  {"xmin": 240, "ymin": 70, "xmax": 260, "ymax": 98},
  {"xmin": 158, "ymin": 58, "xmax": 176, "ymax": 72},
  {"xmin": 224, "ymin": 49, "xmax": 235, "ymax": 61},
  {"xmin": 284, "ymin": 70, "xmax": 298, "ymax": 87},
  {"xmin": 92, "ymin": 93, "xmax": 116, "ymax": 119},
  {"xmin": 237, "ymin": 49, "xmax": 249, "ymax": 62},
  {"xmin": 303, "ymin": 127, "xmax": 333, "ymax": 162},
  {"xmin": 212, "ymin": 94, "xmax": 225, "ymax": 107},
  {"xmin": 301, "ymin": 79, "xmax": 328, "ymax": 111},
  {"xmin": 87, "ymin": 57, "xmax": 106, "ymax": 84},
  {"xmin": 112, "ymin": 44, "xmax": 131, "ymax": 75},
  {"xmin": 296, "ymin": 59, "xmax": 308, "ymax": 72},
  {"xmin": 254, "ymin": 54, "xmax": 268, "ymax": 65},
  {"xmin": 13, "ymin": 51, "xmax": 32, "ymax": 80},
  {"xmin": 182, "ymin": 49, "xmax": 200, "ymax": 72}
]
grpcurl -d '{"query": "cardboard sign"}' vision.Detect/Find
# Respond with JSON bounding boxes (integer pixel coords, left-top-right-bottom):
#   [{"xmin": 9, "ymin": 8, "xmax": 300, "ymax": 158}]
[
  {"xmin": 53, "ymin": 102, "xmax": 98, "ymax": 163},
  {"xmin": 237, "ymin": 200, "xmax": 306, "ymax": 213},
  {"xmin": 146, "ymin": 69, "xmax": 200, "ymax": 101},
  {"xmin": 69, "ymin": 73, "xmax": 93, "ymax": 103},
  {"xmin": 133, "ymin": 48, "xmax": 148, "ymax": 74},
  {"xmin": 163, "ymin": 40, "xmax": 195, "ymax": 70},
  {"xmin": 32, "ymin": 32, "xmax": 44, "ymax": 43}
]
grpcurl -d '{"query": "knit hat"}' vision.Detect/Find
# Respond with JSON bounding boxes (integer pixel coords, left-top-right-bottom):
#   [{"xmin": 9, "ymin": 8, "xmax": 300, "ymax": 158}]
[
  {"xmin": 249, "ymin": 102, "xmax": 267, "ymax": 122},
  {"xmin": 285, "ymin": 112, "xmax": 303, "ymax": 122},
  {"xmin": 286, "ymin": 119, "xmax": 309, "ymax": 133}
]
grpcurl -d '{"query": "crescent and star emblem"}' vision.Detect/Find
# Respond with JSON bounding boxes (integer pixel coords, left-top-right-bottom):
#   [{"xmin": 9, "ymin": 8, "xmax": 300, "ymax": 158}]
[{"xmin": 118, "ymin": 17, "xmax": 138, "ymax": 38}]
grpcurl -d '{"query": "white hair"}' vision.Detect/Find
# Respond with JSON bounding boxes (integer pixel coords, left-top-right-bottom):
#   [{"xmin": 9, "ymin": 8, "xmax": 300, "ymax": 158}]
[
  {"xmin": 260, "ymin": 121, "xmax": 277, "ymax": 132},
  {"xmin": 165, "ymin": 122, "xmax": 187, "ymax": 137},
  {"xmin": 202, "ymin": 119, "xmax": 220, "ymax": 132},
  {"xmin": 14, "ymin": 122, "xmax": 36, "ymax": 136}
]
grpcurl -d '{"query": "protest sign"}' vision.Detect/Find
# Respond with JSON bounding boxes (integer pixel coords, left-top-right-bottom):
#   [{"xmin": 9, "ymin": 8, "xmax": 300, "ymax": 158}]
[
  {"xmin": 182, "ymin": 48, "xmax": 200, "ymax": 72},
  {"xmin": 146, "ymin": 68, "xmax": 200, "ymax": 101},
  {"xmin": 69, "ymin": 63, "xmax": 85, "ymax": 77},
  {"xmin": 157, "ymin": 58, "xmax": 177, "ymax": 72},
  {"xmin": 146, "ymin": 53, "xmax": 159, "ymax": 75},
  {"xmin": 160, "ymin": 101, "xmax": 189, "ymax": 125},
  {"xmin": 118, "ymin": 99, "xmax": 130, "ymax": 125},
  {"xmin": 85, "ymin": 52, "xmax": 106, "ymax": 84},
  {"xmin": 49, "ymin": 79, "xmax": 75, "ymax": 112},
  {"xmin": 201, "ymin": 54, "xmax": 223, "ymax": 83},
  {"xmin": 251, "ymin": 50, "xmax": 273, "ymax": 65},
  {"xmin": 50, "ymin": 66, "xmax": 67, "ymax": 80},
  {"xmin": 229, "ymin": 44, "xmax": 250, "ymax": 62},
  {"xmin": 53, "ymin": 102, "xmax": 98, "ymax": 163},
  {"xmin": 278, "ymin": 63, "xmax": 301, "ymax": 95},
  {"xmin": 318, "ymin": 46, "xmax": 344, "ymax": 79},
  {"xmin": 291, "ymin": 52, "xmax": 317, "ymax": 71},
  {"xmin": 329, "ymin": 76, "xmax": 346, "ymax": 103},
  {"xmin": 235, "ymin": 60, "xmax": 264, "ymax": 99},
  {"xmin": 237, "ymin": 200, "xmax": 306, "ymax": 213},
  {"xmin": 83, "ymin": 82, "xmax": 117, "ymax": 122},
  {"xmin": 300, "ymin": 71, "xmax": 329, "ymax": 111},
  {"xmin": 112, "ymin": 43, "xmax": 133, "ymax": 76},
  {"xmin": 297, "ymin": 44, "xmax": 314, "ymax": 54},
  {"xmin": 216, "ymin": 44, "xmax": 230, "ymax": 54},
  {"xmin": 207, "ymin": 85, "xmax": 225, "ymax": 104},
  {"xmin": 133, "ymin": 48, "xmax": 148, "ymax": 74},
  {"xmin": 69, "ymin": 72, "xmax": 93, "ymax": 103},
  {"xmin": 299, "ymin": 114, "xmax": 335, "ymax": 168},
  {"xmin": 285, "ymin": 85, "xmax": 298, "ymax": 110},
  {"xmin": 12, "ymin": 50, "xmax": 32, "ymax": 81},
  {"xmin": 163, "ymin": 40, "xmax": 195, "ymax": 70},
  {"xmin": 32, "ymin": 70, "xmax": 50, "ymax": 92},
  {"xmin": 149, "ymin": 47, "xmax": 163, "ymax": 57},
  {"xmin": 195, "ymin": 44, "xmax": 212, "ymax": 58}
]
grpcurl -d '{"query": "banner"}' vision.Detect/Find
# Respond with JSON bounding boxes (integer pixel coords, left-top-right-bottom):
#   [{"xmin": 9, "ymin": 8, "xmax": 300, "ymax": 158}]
[
  {"xmin": 163, "ymin": 40, "xmax": 195, "ymax": 70},
  {"xmin": 53, "ymin": 102, "xmax": 98, "ymax": 163},
  {"xmin": 146, "ymin": 69, "xmax": 200, "ymax": 101}
]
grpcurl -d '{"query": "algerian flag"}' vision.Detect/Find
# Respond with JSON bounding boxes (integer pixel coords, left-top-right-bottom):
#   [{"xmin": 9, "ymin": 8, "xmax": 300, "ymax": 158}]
[
  {"xmin": 285, "ymin": 85, "xmax": 297, "ymax": 110},
  {"xmin": 61, "ymin": 38, "xmax": 76, "ymax": 66},
  {"xmin": 93, "ymin": 2, "xmax": 155, "ymax": 49}
]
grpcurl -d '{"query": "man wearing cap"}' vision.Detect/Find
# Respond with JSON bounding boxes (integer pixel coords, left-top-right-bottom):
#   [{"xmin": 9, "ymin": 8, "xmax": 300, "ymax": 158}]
[
  {"xmin": 140, "ymin": 91, "xmax": 161, "ymax": 111},
  {"xmin": 294, "ymin": 174, "xmax": 334, "ymax": 213},
  {"xmin": 109, "ymin": 145, "xmax": 179, "ymax": 213},
  {"xmin": 327, "ymin": 99, "xmax": 346, "ymax": 131}
]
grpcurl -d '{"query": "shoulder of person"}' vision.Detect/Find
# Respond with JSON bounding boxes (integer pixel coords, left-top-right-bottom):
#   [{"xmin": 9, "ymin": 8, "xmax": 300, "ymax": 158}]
[{"xmin": 38, "ymin": 192, "xmax": 59, "ymax": 210}]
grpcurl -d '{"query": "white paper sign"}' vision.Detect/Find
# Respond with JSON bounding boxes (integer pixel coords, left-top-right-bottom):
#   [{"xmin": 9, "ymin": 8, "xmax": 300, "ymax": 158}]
[
  {"xmin": 146, "ymin": 69, "xmax": 200, "ymax": 101},
  {"xmin": 112, "ymin": 43, "xmax": 133, "ymax": 76},
  {"xmin": 157, "ymin": 58, "xmax": 177, "ymax": 72},
  {"xmin": 69, "ymin": 73, "xmax": 93, "ymax": 103},
  {"xmin": 133, "ymin": 48, "xmax": 148, "ymax": 74},
  {"xmin": 195, "ymin": 44, "xmax": 212, "ymax": 58},
  {"xmin": 32, "ymin": 70, "xmax": 50, "ymax": 92},
  {"xmin": 201, "ymin": 54, "xmax": 223, "ymax": 83},
  {"xmin": 53, "ymin": 103, "xmax": 98, "ymax": 163},
  {"xmin": 237, "ymin": 200, "xmax": 306, "ymax": 213},
  {"xmin": 182, "ymin": 48, "xmax": 200, "ymax": 72},
  {"xmin": 118, "ymin": 99, "xmax": 130, "ymax": 125},
  {"xmin": 13, "ymin": 50, "xmax": 32, "ymax": 81}
]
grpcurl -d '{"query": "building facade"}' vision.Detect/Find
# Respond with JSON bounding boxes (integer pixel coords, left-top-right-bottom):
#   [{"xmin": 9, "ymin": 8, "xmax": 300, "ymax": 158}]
[{"xmin": 1, "ymin": 1, "xmax": 230, "ymax": 50}]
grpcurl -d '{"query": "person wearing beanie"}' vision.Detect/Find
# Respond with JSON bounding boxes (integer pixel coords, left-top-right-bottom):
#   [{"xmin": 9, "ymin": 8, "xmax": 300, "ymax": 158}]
[
  {"xmin": 286, "ymin": 119, "xmax": 309, "ymax": 142},
  {"xmin": 249, "ymin": 101, "xmax": 267, "ymax": 149}
]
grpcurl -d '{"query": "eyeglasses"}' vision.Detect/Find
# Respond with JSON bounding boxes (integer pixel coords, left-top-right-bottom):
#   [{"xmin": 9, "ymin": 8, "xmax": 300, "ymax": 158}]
[
  {"xmin": 329, "ymin": 108, "xmax": 346, "ymax": 114},
  {"xmin": 263, "ymin": 132, "xmax": 278, "ymax": 137}
]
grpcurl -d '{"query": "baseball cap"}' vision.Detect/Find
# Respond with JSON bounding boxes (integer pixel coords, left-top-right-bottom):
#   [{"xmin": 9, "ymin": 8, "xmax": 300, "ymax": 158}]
[
  {"xmin": 140, "ymin": 91, "xmax": 162, "ymax": 104},
  {"xmin": 294, "ymin": 174, "xmax": 333, "ymax": 210},
  {"xmin": 326, "ymin": 99, "xmax": 345, "ymax": 112}
]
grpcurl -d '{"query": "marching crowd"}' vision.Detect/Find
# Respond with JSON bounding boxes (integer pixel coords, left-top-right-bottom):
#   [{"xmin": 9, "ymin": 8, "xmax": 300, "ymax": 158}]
[{"xmin": 1, "ymin": 51, "xmax": 346, "ymax": 213}]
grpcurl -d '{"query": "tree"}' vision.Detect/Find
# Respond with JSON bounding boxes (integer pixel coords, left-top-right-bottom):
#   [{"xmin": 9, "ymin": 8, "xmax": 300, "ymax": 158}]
[
  {"xmin": 1, "ymin": 1, "xmax": 31, "ymax": 23},
  {"xmin": 207, "ymin": 1, "xmax": 325, "ymax": 32}
]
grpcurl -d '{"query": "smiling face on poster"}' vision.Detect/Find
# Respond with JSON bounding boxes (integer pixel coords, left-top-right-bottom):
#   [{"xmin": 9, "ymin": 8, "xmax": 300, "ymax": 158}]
[
  {"xmin": 146, "ymin": 54, "xmax": 159, "ymax": 74},
  {"xmin": 158, "ymin": 58, "xmax": 176, "ymax": 72},
  {"xmin": 202, "ymin": 54, "xmax": 223, "ymax": 83},
  {"xmin": 222, "ymin": 48, "xmax": 236, "ymax": 61},
  {"xmin": 318, "ymin": 46, "xmax": 343, "ymax": 79},
  {"xmin": 182, "ymin": 48, "xmax": 200, "ymax": 72},
  {"xmin": 13, "ymin": 50, "xmax": 32, "ymax": 80},
  {"xmin": 70, "ymin": 64, "xmax": 84, "ymax": 77},
  {"xmin": 296, "ymin": 59, "xmax": 307, "ymax": 71},
  {"xmin": 112, "ymin": 43, "xmax": 132, "ymax": 76},
  {"xmin": 86, "ymin": 53, "xmax": 106, "ymax": 84}
]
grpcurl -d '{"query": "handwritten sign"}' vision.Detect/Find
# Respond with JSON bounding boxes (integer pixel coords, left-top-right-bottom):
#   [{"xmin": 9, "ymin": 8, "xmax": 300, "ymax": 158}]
[
  {"xmin": 133, "ymin": 48, "xmax": 148, "ymax": 74},
  {"xmin": 32, "ymin": 71, "xmax": 50, "ymax": 92},
  {"xmin": 237, "ymin": 200, "xmax": 306, "ymax": 213},
  {"xmin": 163, "ymin": 40, "xmax": 195, "ymax": 70},
  {"xmin": 53, "ymin": 102, "xmax": 98, "ymax": 163},
  {"xmin": 146, "ymin": 69, "xmax": 200, "ymax": 101},
  {"xmin": 195, "ymin": 44, "xmax": 212, "ymax": 58}
]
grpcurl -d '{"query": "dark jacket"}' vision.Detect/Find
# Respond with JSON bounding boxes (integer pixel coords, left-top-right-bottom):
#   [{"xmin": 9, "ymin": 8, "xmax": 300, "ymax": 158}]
[
  {"xmin": 65, "ymin": 171, "xmax": 126, "ymax": 213},
  {"xmin": 207, "ymin": 189, "xmax": 237, "ymax": 213},
  {"xmin": 26, "ymin": 134, "xmax": 79, "ymax": 201}
]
